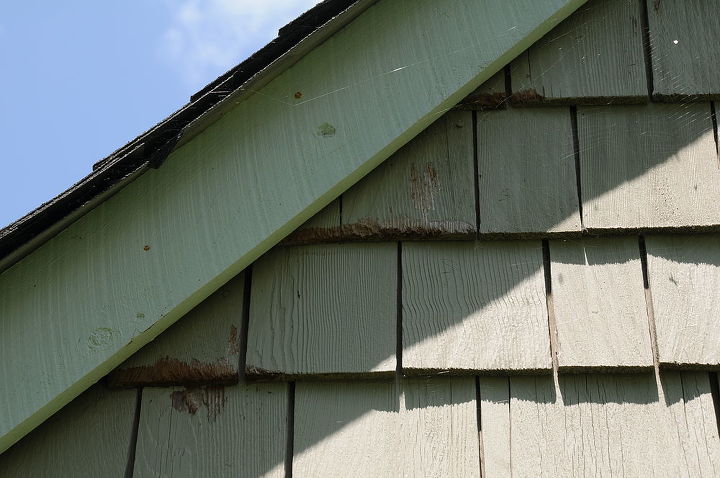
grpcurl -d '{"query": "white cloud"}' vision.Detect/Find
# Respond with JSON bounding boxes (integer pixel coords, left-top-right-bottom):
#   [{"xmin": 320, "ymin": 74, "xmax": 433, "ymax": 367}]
[{"xmin": 160, "ymin": 0, "xmax": 321, "ymax": 88}]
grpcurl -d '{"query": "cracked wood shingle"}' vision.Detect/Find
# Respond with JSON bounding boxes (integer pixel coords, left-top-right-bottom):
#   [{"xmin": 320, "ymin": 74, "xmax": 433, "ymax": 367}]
[
  {"xmin": 477, "ymin": 106, "xmax": 581, "ymax": 234},
  {"xmin": 246, "ymin": 243, "xmax": 397, "ymax": 376},
  {"xmin": 480, "ymin": 373, "xmax": 720, "ymax": 476},
  {"xmin": 133, "ymin": 383, "xmax": 287, "ymax": 478},
  {"xmin": 293, "ymin": 378, "xmax": 479, "ymax": 477},
  {"xmin": 646, "ymin": 234, "xmax": 720, "ymax": 367},
  {"xmin": 549, "ymin": 237, "xmax": 653, "ymax": 370},
  {"xmin": 402, "ymin": 240, "xmax": 551, "ymax": 372}
]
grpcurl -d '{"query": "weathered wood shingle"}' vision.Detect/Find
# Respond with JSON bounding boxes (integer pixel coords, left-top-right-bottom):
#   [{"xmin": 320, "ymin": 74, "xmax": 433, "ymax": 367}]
[
  {"xmin": 109, "ymin": 273, "xmax": 246, "ymax": 387},
  {"xmin": 578, "ymin": 103, "xmax": 720, "ymax": 230},
  {"xmin": 510, "ymin": 0, "xmax": 646, "ymax": 104},
  {"xmin": 247, "ymin": 243, "xmax": 397, "ymax": 376},
  {"xmin": 134, "ymin": 383, "xmax": 287, "ymax": 478},
  {"xmin": 550, "ymin": 237, "xmax": 653, "ymax": 370},
  {"xmin": 647, "ymin": 0, "xmax": 720, "ymax": 99},
  {"xmin": 402, "ymin": 241, "xmax": 551, "ymax": 372},
  {"xmin": 480, "ymin": 373, "xmax": 720, "ymax": 477},
  {"xmin": 646, "ymin": 234, "xmax": 720, "ymax": 367},
  {"xmin": 477, "ymin": 107, "xmax": 581, "ymax": 234},
  {"xmin": 293, "ymin": 378, "xmax": 480, "ymax": 477},
  {"xmin": 342, "ymin": 111, "xmax": 476, "ymax": 238},
  {"xmin": 0, "ymin": 386, "xmax": 136, "ymax": 477}
]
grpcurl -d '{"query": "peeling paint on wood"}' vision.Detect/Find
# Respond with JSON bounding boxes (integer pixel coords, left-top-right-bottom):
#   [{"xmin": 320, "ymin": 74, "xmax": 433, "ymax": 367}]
[{"xmin": 460, "ymin": 70, "xmax": 507, "ymax": 108}]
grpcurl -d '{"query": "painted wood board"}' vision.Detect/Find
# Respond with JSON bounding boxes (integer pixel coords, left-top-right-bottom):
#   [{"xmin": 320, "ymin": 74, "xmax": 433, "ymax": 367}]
[
  {"xmin": 283, "ymin": 199, "xmax": 341, "ymax": 244},
  {"xmin": 402, "ymin": 241, "xmax": 551, "ymax": 372},
  {"xmin": 578, "ymin": 103, "xmax": 720, "ymax": 230},
  {"xmin": 647, "ymin": 0, "xmax": 720, "ymax": 98},
  {"xmin": 342, "ymin": 111, "xmax": 476, "ymax": 238},
  {"xmin": 480, "ymin": 373, "xmax": 720, "ymax": 477},
  {"xmin": 646, "ymin": 234, "xmax": 720, "ymax": 366},
  {"xmin": 247, "ymin": 243, "xmax": 397, "ymax": 376},
  {"xmin": 510, "ymin": 0, "xmax": 646, "ymax": 104},
  {"xmin": 293, "ymin": 378, "xmax": 479, "ymax": 478},
  {"xmin": 549, "ymin": 237, "xmax": 653, "ymax": 370},
  {"xmin": 477, "ymin": 107, "xmax": 581, "ymax": 233},
  {"xmin": 108, "ymin": 273, "xmax": 245, "ymax": 386},
  {"xmin": 134, "ymin": 383, "xmax": 287, "ymax": 478},
  {"xmin": 477, "ymin": 377, "xmax": 511, "ymax": 478},
  {"xmin": 460, "ymin": 70, "xmax": 507, "ymax": 108},
  {"xmin": 0, "ymin": 385, "xmax": 136, "ymax": 477},
  {"xmin": 0, "ymin": 0, "xmax": 590, "ymax": 452}
]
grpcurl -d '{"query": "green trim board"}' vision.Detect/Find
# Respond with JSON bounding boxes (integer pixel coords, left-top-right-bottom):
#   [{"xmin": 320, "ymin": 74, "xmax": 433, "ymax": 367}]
[{"xmin": 0, "ymin": 0, "xmax": 587, "ymax": 452}]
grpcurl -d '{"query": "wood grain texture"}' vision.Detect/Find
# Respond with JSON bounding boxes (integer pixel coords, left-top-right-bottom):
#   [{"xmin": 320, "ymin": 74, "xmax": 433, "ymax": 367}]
[
  {"xmin": 647, "ymin": 0, "xmax": 720, "ymax": 98},
  {"xmin": 293, "ymin": 378, "xmax": 479, "ymax": 478},
  {"xmin": 578, "ymin": 103, "xmax": 720, "ymax": 230},
  {"xmin": 0, "ymin": 0, "xmax": 591, "ymax": 450},
  {"xmin": 247, "ymin": 243, "xmax": 397, "ymax": 376},
  {"xmin": 402, "ymin": 241, "xmax": 551, "ymax": 372},
  {"xmin": 134, "ymin": 383, "xmax": 287, "ymax": 478},
  {"xmin": 0, "ymin": 385, "xmax": 136, "ymax": 477},
  {"xmin": 342, "ymin": 111, "xmax": 476, "ymax": 237},
  {"xmin": 460, "ymin": 70, "xmax": 508, "ymax": 108},
  {"xmin": 108, "ymin": 273, "xmax": 245, "ymax": 386},
  {"xmin": 479, "ymin": 373, "xmax": 720, "ymax": 477},
  {"xmin": 478, "ymin": 377, "xmax": 511, "ymax": 477},
  {"xmin": 646, "ymin": 234, "xmax": 720, "ymax": 366},
  {"xmin": 477, "ymin": 107, "xmax": 581, "ymax": 234},
  {"xmin": 510, "ymin": 0, "xmax": 646, "ymax": 103},
  {"xmin": 550, "ymin": 237, "xmax": 653, "ymax": 370}
]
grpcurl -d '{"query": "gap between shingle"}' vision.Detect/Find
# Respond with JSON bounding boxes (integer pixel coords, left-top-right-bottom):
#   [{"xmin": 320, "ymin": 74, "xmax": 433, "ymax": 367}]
[
  {"xmin": 472, "ymin": 110, "xmax": 481, "ymax": 236},
  {"xmin": 569, "ymin": 106, "xmax": 585, "ymax": 232},
  {"xmin": 542, "ymin": 240, "xmax": 559, "ymax": 372},
  {"xmin": 396, "ymin": 241, "xmax": 403, "ymax": 375},
  {"xmin": 285, "ymin": 381, "xmax": 296, "ymax": 478},
  {"xmin": 124, "ymin": 387, "xmax": 143, "ymax": 478},
  {"xmin": 475, "ymin": 376, "xmax": 485, "ymax": 478},
  {"xmin": 708, "ymin": 372, "xmax": 720, "ymax": 439},
  {"xmin": 239, "ymin": 265, "xmax": 253, "ymax": 382},
  {"xmin": 638, "ymin": 235, "xmax": 663, "ymax": 395},
  {"xmin": 639, "ymin": 0, "xmax": 655, "ymax": 99}
]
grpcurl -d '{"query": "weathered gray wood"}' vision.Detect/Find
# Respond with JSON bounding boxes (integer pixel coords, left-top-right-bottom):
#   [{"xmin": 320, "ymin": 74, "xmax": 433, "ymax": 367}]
[
  {"xmin": 550, "ymin": 237, "xmax": 653, "ymax": 369},
  {"xmin": 342, "ymin": 111, "xmax": 476, "ymax": 238},
  {"xmin": 481, "ymin": 373, "xmax": 720, "ymax": 477},
  {"xmin": 647, "ymin": 0, "xmax": 720, "ymax": 98},
  {"xmin": 0, "ymin": 0, "xmax": 590, "ymax": 451},
  {"xmin": 108, "ymin": 273, "xmax": 245, "ymax": 386},
  {"xmin": 247, "ymin": 243, "xmax": 397, "ymax": 376},
  {"xmin": 403, "ymin": 241, "xmax": 551, "ymax": 372},
  {"xmin": 134, "ymin": 383, "xmax": 287, "ymax": 478},
  {"xmin": 478, "ymin": 377, "xmax": 511, "ymax": 478},
  {"xmin": 646, "ymin": 235, "xmax": 720, "ymax": 366},
  {"xmin": 283, "ymin": 200, "xmax": 341, "ymax": 244},
  {"xmin": 477, "ymin": 107, "xmax": 581, "ymax": 233},
  {"xmin": 578, "ymin": 103, "xmax": 720, "ymax": 230},
  {"xmin": 0, "ymin": 385, "xmax": 136, "ymax": 477},
  {"xmin": 511, "ymin": 0, "xmax": 646, "ymax": 103},
  {"xmin": 460, "ymin": 70, "xmax": 507, "ymax": 108},
  {"xmin": 294, "ymin": 378, "xmax": 479, "ymax": 477}
]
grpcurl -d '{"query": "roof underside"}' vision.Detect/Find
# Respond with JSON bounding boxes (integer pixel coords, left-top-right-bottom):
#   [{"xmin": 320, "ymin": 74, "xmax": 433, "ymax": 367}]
[{"xmin": 3, "ymin": 0, "xmax": 720, "ymax": 475}]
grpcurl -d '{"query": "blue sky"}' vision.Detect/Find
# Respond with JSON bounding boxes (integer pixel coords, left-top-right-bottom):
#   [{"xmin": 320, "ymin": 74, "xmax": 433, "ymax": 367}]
[{"xmin": 0, "ymin": 0, "xmax": 319, "ymax": 228}]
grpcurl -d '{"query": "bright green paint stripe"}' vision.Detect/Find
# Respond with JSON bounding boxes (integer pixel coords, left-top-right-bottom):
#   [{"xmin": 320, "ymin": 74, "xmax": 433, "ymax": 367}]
[{"xmin": 0, "ymin": 0, "xmax": 586, "ymax": 453}]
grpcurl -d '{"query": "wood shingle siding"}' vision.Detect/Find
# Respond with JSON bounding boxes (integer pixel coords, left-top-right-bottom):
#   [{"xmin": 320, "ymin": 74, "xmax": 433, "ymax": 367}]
[
  {"xmin": 402, "ymin": 241, "xmax": 551, "ymax": 373},
  {"xmin": 510, "ymin": 0, "xmax": 647, "ymax": 104},
  {"xmin": 477, "ymin": 107, "xmax": 581, "ymax": 234},
  {"xmin": 293, "ymin": 378, "xmax": 480, "ymax": 477},
  {"xmin": 578, "ymin": 103, "xmax": 720, "ymax": 230},
  {"xmin": 647, "ymin": 0, "xmax": 720, "ymax": 99},
  {"xmin": 0, "ymin": 385, "xmax": 136, "ymax": 477},
  {"xmin": 549, "ymin": 237, "xmax": 653, "ymax": 370},
  {"xmin": 109, "ymin": 273, "xmax": 246, "ymax": 387},
  {"xmin": 134, "ymin": 383, "xmax": 287, "ymax": 477},
  {"xmin": 480, "ymin": 373, "xmax": 720, "ymax": 476},
  {"xmin": 646, "ymin": 234, "xmax": 720, "ymax": 367},
  {"xmin": 246, "ymin": 243, "xmax": 397, "ymax": 376},
  {"xmin": 342, "ymin": 111, "xmax": 476, "ymax": 238}
]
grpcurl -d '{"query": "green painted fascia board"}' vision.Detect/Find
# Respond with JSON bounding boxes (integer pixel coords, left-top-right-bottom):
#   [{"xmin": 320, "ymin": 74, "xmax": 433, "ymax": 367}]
[{"xmin": 0, "ymin": 0, "xmax": 586, "ymax": 453}]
